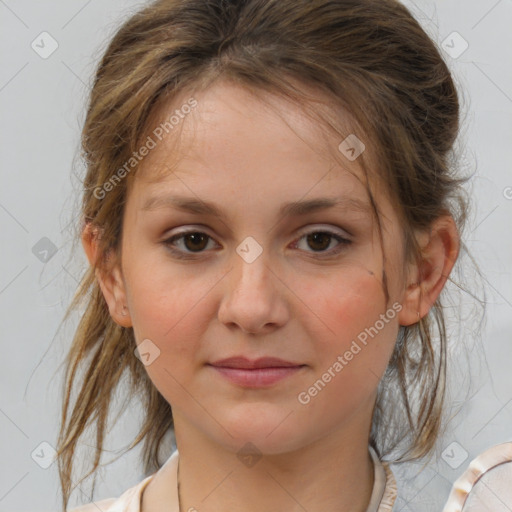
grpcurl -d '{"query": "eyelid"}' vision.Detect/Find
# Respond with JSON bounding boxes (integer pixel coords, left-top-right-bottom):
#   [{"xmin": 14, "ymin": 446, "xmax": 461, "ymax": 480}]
[
  {"xmin": 295, "ymin": 224, "xmax": 352, "ymax": 239},
  {"xmin": 164, "ymin": 224, "xmax": 351, "ymax": 241}
]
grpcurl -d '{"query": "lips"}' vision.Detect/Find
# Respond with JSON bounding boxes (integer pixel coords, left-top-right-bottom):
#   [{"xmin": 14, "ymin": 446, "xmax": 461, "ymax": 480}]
[
  {"xmin": 208, "ymin": 356, "xmax": 306, "ymax": 388},
  {"xmin": 209, "ymin": 356, "xmax": 303, "ymax": 369}
]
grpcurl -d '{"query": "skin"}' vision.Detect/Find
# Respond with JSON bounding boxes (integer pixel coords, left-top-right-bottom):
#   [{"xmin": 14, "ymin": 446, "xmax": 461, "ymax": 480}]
[{"xmin": 83, "ymin": 80, "xmax": 459, "ymax": 511}]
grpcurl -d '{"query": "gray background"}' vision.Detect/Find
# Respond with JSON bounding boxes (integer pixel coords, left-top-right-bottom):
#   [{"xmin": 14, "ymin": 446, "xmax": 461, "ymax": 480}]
[{"xmin": 0, "ymin": 0, "xmax": 511, "ymax": 510}]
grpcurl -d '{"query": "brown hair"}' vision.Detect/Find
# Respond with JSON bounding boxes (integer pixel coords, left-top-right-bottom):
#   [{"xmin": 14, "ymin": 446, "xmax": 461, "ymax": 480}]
[{"xmin": 56, "ymin": 0, "xmax": 469, "ymax": 509}]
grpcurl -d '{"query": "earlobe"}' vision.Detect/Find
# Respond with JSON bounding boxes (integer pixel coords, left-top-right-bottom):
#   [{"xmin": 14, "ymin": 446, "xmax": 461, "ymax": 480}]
[
  {"xmin": 398, "ymin": 215, "xmax": 460, "ymax": 326},
  {"xmin": 81, "ymin": 222, "xmax": 132, "ymax": 328},
  {"xmin": 98, "ymin": 265, "xmax": 133, "ymax": 328}
]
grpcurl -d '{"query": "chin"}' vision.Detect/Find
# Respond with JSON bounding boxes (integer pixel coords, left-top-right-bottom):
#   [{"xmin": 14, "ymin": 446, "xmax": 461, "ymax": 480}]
[{"xmin": 208, "ymin": 413, "xmax": 311, "ymax": 456}]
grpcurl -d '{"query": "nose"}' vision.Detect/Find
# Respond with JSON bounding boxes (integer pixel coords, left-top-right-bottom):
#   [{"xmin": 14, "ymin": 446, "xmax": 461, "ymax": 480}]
[{"xmin": 217, "ymin": 250, "xmax": 289, "ymax": 335}]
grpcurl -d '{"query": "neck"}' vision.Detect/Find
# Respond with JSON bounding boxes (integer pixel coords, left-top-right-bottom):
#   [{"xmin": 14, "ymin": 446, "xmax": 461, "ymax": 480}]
[{"xmin": 171, "ymin": 413, "xmax": 375, "ymax": 512}]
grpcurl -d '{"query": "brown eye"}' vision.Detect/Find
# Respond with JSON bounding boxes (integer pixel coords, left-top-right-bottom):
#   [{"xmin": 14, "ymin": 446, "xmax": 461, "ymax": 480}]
[
  {"xmin": 305, "ymin": 232, "xmax": 333, "ymax": 252},
  {"xmin": 181, "ymin": 232, "xmax": 209, "ymax": 252},
  {"xmin": 163, "ymin": 227, "xmax": 351, "ymax": 260},
  {"xmin": 294, "ymin": 229, "xmax": 351, "ymax": 256},
  {"xmin": 163, "ymin": 231, "xmax": 217, "ymax": 258}
]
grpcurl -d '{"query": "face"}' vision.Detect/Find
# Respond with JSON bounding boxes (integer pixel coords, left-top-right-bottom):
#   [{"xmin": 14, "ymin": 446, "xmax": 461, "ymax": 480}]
[{"xmin": 113, "ymin": 80, "xmax": 411, "ymax": 455}]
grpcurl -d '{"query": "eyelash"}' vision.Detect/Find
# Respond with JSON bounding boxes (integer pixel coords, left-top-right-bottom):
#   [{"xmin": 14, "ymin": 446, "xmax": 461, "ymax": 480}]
[{"xmin": 162, "ymin": 228, "xmax": 352, "ymax": 260}]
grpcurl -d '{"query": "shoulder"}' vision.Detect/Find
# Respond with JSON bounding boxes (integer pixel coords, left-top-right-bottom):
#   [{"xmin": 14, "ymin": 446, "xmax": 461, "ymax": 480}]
[
  {"xmin": 65, "ymin": 474, "xmax": 154, "ymax": 512},
  {"xmin": 65, "ymin": 450, "xmax": 179, "ymax": 512}
]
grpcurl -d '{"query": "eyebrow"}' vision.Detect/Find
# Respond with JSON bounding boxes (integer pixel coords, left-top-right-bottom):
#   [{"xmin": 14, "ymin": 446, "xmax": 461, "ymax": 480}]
[{"xmin": 141, "ymin": 194, "xmax": 371, "ymax": 218}]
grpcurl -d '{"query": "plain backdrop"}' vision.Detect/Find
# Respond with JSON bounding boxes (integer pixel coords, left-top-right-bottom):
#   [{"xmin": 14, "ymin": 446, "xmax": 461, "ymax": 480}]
[{"xmin": 0, "ymin": 0, "xmax": 511, "ymax": 510}]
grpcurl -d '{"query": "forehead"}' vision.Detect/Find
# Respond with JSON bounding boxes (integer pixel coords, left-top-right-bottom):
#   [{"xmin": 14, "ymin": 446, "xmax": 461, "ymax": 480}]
[{"xmin": 127, "ymin": 79, "xmax": 388, "ymax": 217}]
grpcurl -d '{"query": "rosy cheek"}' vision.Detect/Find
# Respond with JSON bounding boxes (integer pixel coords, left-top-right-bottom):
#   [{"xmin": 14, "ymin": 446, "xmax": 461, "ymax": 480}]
[
  {"xmin": 128, "ymin": 269, "xmax": 214, "ymax": 364},
  {"xmin": 336, "ymin": 283, "xmax": 386, "ymax": 335},
  {"xmin": 298, "ymin": 268, "xmax": 386, "ymax": 336}
]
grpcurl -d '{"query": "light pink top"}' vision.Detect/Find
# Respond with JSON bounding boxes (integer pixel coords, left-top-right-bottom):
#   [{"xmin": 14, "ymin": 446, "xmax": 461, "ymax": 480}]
[{"xmin": 68, "ymin": 446, "xmax": 398, "ymax": 512}]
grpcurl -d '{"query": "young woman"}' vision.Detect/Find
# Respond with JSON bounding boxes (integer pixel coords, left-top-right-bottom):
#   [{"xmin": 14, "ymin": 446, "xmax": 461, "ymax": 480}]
[{"xmin": 55, "ymin": 0, "xmax": 483, "ymax": 510}]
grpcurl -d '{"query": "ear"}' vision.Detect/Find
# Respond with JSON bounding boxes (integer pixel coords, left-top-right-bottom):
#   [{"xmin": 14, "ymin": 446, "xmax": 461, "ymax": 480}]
[
  {"xmin": 81, "ymin": 222, "xmax": 132, "ymax": 328},
  {"xmin": 398, "ymin": 215, "xmax": 460, "ymax": 326}
]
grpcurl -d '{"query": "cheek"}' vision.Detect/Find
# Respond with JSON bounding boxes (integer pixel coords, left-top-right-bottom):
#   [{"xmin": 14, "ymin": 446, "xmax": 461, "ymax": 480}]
[
  {"xmin": 296, "ymin": 265, "xmax": 398, "ymax": 378},
  {"xmin": 299, "ymin": 265, "xmax": 386, "ymax": 335},
  {"xmin": 292, "ymin": 269, "xmax": 399, "ymax": 427},
  {"xmin": 125, "ymin": 256, "xmax": 219, "ymax": 364},
  {"xmin": 125, "ymin": 261, "xmax": 218, "ymax": 407}
]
